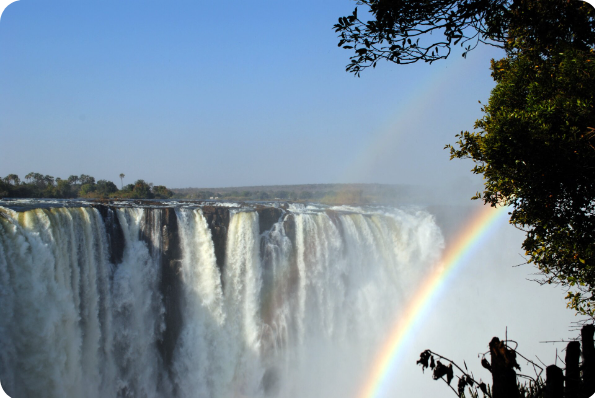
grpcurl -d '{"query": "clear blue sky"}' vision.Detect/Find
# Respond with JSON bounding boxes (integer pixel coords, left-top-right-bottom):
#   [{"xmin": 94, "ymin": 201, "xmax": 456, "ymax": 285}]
[{"xmin": 0, "ymin": 0, "xmax": 504, "ymax": 190}]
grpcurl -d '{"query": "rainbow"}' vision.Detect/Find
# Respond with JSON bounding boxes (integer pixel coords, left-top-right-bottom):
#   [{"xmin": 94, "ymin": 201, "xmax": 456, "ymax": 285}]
[{"xmin": 359, "ymin": 205, "xmax": 508, "ymax": 398}]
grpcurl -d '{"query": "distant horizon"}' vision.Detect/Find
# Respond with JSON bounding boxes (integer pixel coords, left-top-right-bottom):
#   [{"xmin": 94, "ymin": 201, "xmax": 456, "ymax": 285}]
[
  {"xmin": 1, "ymin": 0, "xmax": 502, "ymax": 196},
  {"xmin": 168, "ymin": 182, "xmax": 422, "ymax": 190},
  {"xmin": 0, "ymin": 171, "xmax": 430, "ymax": 189},
  {"xmin": 1, "ymin": 175, "xmax": 478, "ymax": 206}
]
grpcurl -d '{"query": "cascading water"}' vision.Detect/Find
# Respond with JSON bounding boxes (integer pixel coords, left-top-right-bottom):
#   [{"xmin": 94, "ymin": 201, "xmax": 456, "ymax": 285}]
[{"xmin": 0, "ymin": 201, "xmax": 444, "ymax": 397}]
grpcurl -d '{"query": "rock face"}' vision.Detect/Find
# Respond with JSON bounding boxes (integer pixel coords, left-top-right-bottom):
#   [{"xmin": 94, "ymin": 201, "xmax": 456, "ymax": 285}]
[
  {"xmin": 282, "ymin": 214, "xmax": 296, "ymax": 244},
  {"xmin": 202, "ymin": 206, "xmax": 230, "ymax": 272},
  {"xmin": 255, "ymin": 206, "xmax": 283, "ymax": 235},
  {"xmin": 281, "ymin": 213, "xmax": 300, "ymax": 303},
  {"xmin": 94, "ymin": 205, "xmax": 125, "ymax": 266},
  {"xmin": 324, "ymin": 209, "xmax": 342, "ymax": 231},
  {"xmin": 158, "ymin": 208, "xmax": 183, "ymax": 370},
  {"xmin": 138, "ymin": 208, "xmax": 183, "ymax": 371}
]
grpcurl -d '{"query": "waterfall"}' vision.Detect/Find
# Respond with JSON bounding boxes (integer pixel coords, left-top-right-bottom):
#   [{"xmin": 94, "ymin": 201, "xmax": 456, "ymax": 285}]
[{"xmin": 0, "ymin": 202, "xmax": 443, "ymax": 397}]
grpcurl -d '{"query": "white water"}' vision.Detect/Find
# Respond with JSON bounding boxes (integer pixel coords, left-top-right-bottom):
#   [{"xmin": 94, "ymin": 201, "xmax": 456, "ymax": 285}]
[{"xmin": 0, "ymin": 203, "xmax": 443, "ymax": 397}]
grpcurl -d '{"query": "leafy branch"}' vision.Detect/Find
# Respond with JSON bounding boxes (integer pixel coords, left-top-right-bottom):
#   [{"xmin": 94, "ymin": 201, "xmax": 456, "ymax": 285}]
[{"xmin": 333, "ymin": 0, "xmax": 508, "ymax": 76}]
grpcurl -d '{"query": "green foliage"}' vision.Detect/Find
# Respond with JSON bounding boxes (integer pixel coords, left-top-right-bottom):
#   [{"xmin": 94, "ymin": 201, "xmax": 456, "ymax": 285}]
[
  {"xmin": 54, "ymin": 178, "xmax": 72, "ymax": 198},
  {"xmin": 79, "ymin": 183, "xmax": 96, "ymax": 197},
  {"xmin": 131, "ymin": 179, "xmax": 152, "ymax": 199},
  {"xmin": 172, "ymin": 183, "xmax": 418, "ymax": 204},
  {"xmin": 274, "ymin": 190, "xmax": 289, "ymax": 199},
  {"xmin": 0, "ymin": 173, "xmax": 173, "ymax": 201},
  {"xmin": 3, "ymin": 174, "xmax": 20, "ymax": 186},
  {"xmin": 334, "ymin": 0, "xmax": 594, "ymax": 75},
  {"xmin": 152, "ymin": 185, "xmax": 174, "ymax": 199},
  {"xmin": 0, "ymin": 180, "xmax": 10, "ymax": 198},
  {"xmin": 78, "ymin": 174, "xmax": 95, "ymax": 185},
  {"xmin": 447, "ymin": 0, "xmax": 594, "ymax": 316},
  {"xmin": 321, "ymin": 189, "xmax": 364, "ymax": 205},
  {"xmin": 95, "ymin": 180, "xmax": 119, "ymax": 198},
  {"xmin": 334, "ymin": 0, "xmax": 511, "ymax": 75},
  {"xmin": 24, "ymin": 172, "xmax": 54, "ymax": 189},
  {"xmin": 298, "ymin": 191, "xmax": 313, "ymax": 200}
]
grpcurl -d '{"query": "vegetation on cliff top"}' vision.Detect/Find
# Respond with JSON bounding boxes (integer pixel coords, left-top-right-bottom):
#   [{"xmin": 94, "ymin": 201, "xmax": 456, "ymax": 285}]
[
  {"xmin": 0, "ymin": 173, "xmax": 173, "ymax": 200},
  {"xmin": 1, "ymin": 176, "xmax": 438, "ymax": 206},
  {"xmin": 170, "ymin": 183, "xmax": 438, "ymax": 205}
]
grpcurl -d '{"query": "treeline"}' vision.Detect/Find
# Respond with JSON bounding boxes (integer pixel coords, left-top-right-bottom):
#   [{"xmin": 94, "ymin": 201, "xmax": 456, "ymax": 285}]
[
  {"xmin": 171, "ymin": 183, "xmax": 424, "ymax": 205},
  {"xmin": 175, "ymin": 188, "xmax": 366, "ymax": 204},
  {"xmin": 0, "ymin": 173, "xmax": 174, "ymax": 199}
]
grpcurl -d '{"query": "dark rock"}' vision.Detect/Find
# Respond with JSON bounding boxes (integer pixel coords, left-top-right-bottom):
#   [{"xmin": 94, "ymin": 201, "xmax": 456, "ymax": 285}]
[
  {"xmin": 257, "ymin": 208, "xmax": 284, "ymax": 326},
  {"xmin": 93, "ymin": 205, "xmax": 125, "ymax": 266},
  {"xmin": 281, "ymin": 214, "xmax": 300, "ymax": 319},
  {"xmin": 325, "ymin": 209, "xmax": 342, "ymax": 231},
  {"xmin": 158, "ymin": 209, "xmax": 183, "ymax": 370},
  {"xmin": 137, "ymin": 208, "xmax": 184, "ymax": 371},
  {"xmin": 202, "ymin": 206, "xmax": 230, "ymax": 272},
  {"xmin": 255, "ymin": 205, "xmax": 283, "ymax": 235},
  {"xmin": 283, "ymin": 214, "xmax": 296, "ymax": 244}
]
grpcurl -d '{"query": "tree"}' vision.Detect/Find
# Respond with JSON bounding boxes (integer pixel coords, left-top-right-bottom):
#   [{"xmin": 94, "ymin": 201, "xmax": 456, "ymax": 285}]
[
  {"xmin": 299, "ymin": 191, "xmax": 313, "ymax": 200},
  {"xmin": 43, "ymin": 175, "xmax": 55, "ymax": 187},
  {"xmin": 54, "ymin": 178, "xmax": 72, "ymax": 198},
  {"xmin": 333, "ymin": 0, "xmax": 511, "ymax": 75},
  {"xmin": 132, "ymin": 179, "xmax": 153, "ymax": 199},
  {"xmin": 96, "ymin": 180, "xmax": 118, "ymax": 197},
  {"xmin": 275, "ymin": 190, "xmax": 289, "ymax": 199},
  {"xmin": 3, "ymin": 174, "xmax": 20, "ymax": 186},
  {"xmin": 0, "ymin": 180, "xmax": 9, "ymax": 198},
  {"xmin": 78, "ymin": 174, "xmax": 95, "ymax": 185},
  {"xmin": 79, "ymin": 183, "xmax": 96, "ymax": 197},
  {"xmin": 446, "ymin": 0, "xmax": 594, "ymax": 316},
  {"xmin": 119, "ymin": 173, "xmax": 125, "ymax": 190},
  {"xmin": 24, "ymin": 172, "xmax": 43, "ymax": 186},
  {"xmin": 335, "ymin": 0, "xmax": 595, "ymax": 317},
  {"xmin": 152, "ymin": 185, "xmax": 173, "ymax": 199}
]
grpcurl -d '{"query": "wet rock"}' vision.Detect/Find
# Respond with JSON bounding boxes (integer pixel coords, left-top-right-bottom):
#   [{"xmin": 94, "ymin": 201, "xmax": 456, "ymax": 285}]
[
  {"xmin": 281, "ymin": 213, "xmax": 299, "ymax": 299},
  {"xmin": 158, "ymin": 208, "xmax": 183, "ymax": 370},
  {"xmin": 202, "ymin": 206, "xmax": 230, "ymax": 272},
  {"xmin": 283, "ymin": 214, "xmax": 295, "ymax": 244},
  {"xmin": 255, "ymin": 205, "xmax": 283, "ymax": 234},
  {"xmin": 93, "ymin": 205, "xmax": 125, "ymax": 265},
  {"xmin": 325, "ymin": 209, "xmax": 342, "ymax": 231},
  {"xmin": 137, "ymin": 208, "xmax": 183, "ymax": 371}
]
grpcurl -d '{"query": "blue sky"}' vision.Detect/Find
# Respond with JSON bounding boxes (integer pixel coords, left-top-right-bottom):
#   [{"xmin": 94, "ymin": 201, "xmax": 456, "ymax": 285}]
[{"xmin": 0, "ymin": 0, "xmax": 504, "ymax": 190}]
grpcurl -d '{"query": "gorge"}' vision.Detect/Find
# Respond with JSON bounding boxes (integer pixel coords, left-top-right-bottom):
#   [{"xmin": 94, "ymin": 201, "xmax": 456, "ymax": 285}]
[{"xmin": 0, "ymin": 200, "xmax": 443, "ymax": 397}]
